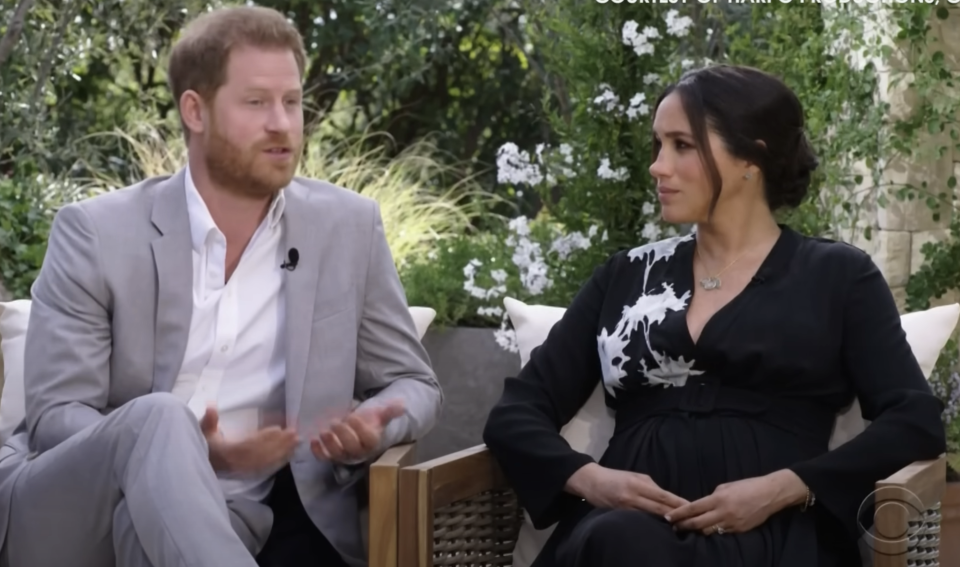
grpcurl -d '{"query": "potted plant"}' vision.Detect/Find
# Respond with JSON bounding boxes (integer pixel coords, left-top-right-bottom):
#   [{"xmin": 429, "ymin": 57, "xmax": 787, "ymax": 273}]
[{"xmin": 400, "ymin": 214, "xmax": 613, "ymax": 460}]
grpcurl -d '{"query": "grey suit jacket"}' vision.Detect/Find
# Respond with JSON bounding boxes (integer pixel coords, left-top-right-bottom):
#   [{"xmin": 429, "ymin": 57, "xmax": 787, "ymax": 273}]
[{"xmin": 0, "ymin": 169, "xmax": 442, "ymax": 565}]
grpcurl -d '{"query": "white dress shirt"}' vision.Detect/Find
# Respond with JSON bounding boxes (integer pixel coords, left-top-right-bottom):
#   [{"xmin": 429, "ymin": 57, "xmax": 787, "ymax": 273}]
[{"xmin": 170, "ymin": 167, "xmax": 288, "ymax": 502}]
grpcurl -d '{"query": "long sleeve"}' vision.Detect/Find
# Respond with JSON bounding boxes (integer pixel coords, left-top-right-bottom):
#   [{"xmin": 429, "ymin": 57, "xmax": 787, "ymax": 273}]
[
  {"xmin": 353, "ymin": 200, "xmax": 442, "ymax": 456},
  {"xmin": 24, "ymin": 204, "xmax": 111, "ymax": 453},
  {"xmin": 482, "ymin": 254, "xmax": 618, "ymax": 529},
  {"xmin": 789, "ymin": 251, "xmax": 946, "ymax": 538}
]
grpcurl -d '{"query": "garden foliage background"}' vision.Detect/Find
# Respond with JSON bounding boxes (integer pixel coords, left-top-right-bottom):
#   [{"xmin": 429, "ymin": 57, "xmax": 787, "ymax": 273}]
[{"xmin": 2, "ymin": 0, "xmax": 960, "ymax": 464}]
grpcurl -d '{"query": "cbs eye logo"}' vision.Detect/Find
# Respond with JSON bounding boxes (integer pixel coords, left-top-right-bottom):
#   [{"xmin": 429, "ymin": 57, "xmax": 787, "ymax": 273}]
[{"xmin": 858, "ymin": 486, "xmax": 940, "ymax": 559}]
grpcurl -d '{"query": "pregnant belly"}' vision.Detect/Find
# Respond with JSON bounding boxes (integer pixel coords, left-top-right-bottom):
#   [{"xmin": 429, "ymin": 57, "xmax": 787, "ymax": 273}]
[{"xmin": 600, "ymin": 412, "xmax": 825, "ymax": 502}]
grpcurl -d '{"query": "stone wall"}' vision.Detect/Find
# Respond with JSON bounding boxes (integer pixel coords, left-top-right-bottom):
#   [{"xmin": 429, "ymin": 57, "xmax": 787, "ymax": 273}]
[{"xmin": 839, "ymin": 5, "xmax": 960, "ymax": 313}]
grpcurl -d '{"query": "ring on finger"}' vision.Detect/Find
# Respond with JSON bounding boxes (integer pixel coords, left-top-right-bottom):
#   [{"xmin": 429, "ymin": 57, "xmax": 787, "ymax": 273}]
[{"xmin": 713, "ymin": 524, "xmax": 726, "ymax": 535}]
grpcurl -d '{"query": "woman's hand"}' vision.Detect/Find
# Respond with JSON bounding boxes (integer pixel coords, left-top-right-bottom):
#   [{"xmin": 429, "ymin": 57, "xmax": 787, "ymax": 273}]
[
  {"xmin": 666, "ymin": 469, "xmax": 808, "ymax": 535},
  {"xmin": 566, "ymin": 463, "xmax": 690, "ymax": 516}
]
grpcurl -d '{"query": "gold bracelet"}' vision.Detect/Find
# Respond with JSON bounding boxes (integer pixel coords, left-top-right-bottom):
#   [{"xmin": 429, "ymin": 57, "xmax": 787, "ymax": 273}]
[{"xmin": 800, "ymin": 486, "xmax": 816, "ymax": 512}]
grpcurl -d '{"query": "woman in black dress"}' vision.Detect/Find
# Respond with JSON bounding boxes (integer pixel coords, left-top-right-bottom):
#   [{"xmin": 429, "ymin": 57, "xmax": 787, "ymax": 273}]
[{"xmin": 482, "ymin": 65, "xmax": 947, "ymax": 567}]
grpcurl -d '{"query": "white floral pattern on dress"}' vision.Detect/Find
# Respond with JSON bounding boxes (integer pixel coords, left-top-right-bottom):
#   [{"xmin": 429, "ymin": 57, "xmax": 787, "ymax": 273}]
[{"xmin": 597, "ymin": 233, "xmax": 704, "ymax": 395}]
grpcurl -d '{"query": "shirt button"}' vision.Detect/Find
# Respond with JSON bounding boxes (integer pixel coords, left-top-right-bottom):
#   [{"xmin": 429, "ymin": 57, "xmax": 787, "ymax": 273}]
[{"xmin": 221, "ymin": 345, "xmax": 229, "ymax": 353}]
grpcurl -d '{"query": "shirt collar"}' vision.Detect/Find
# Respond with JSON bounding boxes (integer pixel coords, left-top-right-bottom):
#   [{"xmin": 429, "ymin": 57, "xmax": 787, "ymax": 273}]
[{"xmin": 184, "ymin": 165, "xmax": 286, "ymax": 253}]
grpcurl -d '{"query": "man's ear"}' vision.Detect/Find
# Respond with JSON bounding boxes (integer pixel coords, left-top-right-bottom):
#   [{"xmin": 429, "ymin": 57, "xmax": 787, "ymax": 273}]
[{"xmin": 180, "ymin": 90, "xmax": 207, "ymax": 136}]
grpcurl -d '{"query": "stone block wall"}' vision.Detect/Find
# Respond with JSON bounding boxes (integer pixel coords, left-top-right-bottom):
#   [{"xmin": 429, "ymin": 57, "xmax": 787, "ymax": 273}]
[{"xmin": 843, "ymin": 6, "xmax": 960, "ymax": 313}]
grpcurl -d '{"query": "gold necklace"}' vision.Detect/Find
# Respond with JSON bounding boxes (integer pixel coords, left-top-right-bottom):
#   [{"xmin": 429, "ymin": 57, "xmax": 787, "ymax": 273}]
[{"xmin": 695, "ymin": 242, "xmax": 745, "ymax": 291}]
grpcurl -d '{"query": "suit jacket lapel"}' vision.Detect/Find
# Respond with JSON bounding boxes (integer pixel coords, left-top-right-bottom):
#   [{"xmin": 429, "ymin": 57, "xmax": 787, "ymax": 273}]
[
  {"xmin": 150, "ymin": 170, "xmax": 194, "ymax": 394},
  {"xmin": 283, "ymin": 185, "xmax": 319, "ymax": 422}
]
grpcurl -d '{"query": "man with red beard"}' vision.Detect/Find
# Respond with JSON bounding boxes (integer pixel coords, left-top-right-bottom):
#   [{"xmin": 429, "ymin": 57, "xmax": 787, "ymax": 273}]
[{"xmin": 0, "ymin": 6, "xmax": 441, "ymax": 567}]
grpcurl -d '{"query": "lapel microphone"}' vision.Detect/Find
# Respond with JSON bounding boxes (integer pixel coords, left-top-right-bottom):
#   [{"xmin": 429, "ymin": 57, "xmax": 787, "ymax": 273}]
[{"xmin": 281, "ymin": 248, "xmax": 299, "ymax": 271}]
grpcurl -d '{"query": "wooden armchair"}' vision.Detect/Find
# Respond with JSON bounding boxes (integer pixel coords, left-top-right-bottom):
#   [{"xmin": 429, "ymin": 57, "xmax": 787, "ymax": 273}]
[
  {"xmin": 368, "ymin": 442, "xmax": 419, "ymax": 567},
  {"xmin": 398, "ymin": 445, "xmax": 946, "ymax": 567}
]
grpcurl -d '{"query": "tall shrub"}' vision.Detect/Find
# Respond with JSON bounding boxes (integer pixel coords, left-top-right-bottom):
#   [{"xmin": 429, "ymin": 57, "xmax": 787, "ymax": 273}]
[
  {"xmin": 84, "ymin": 113, "xmax": 492, "ymax": 267},
  {"xmin": 495, "ymin": 3, "xmax": 889, "ymax": 253}
]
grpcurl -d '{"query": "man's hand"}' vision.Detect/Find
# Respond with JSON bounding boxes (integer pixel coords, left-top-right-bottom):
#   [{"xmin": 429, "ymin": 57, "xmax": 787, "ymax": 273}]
[
  {"xmin": 200, "ymin": 407, "xmax": 299, "ymax": 475},
  {"xmin": 310, "ymin": 399, "xmax": 406, "ymax": 463},
  {"xmin": 666, "ymin": 470, "xmax": 807, "ymax": 535},
  {"xmin": 565, "ymin": 463, "xmax": 690, "ymax": 517}
]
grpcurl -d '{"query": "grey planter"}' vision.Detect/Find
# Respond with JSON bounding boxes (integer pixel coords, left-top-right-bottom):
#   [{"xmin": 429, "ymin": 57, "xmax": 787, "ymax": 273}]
[{"xmin": 417, "ymin": 326, "xmax": 521, "ymax": 461}]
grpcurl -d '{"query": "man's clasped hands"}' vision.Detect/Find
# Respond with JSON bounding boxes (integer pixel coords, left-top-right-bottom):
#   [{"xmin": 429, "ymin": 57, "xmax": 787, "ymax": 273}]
[
  {"xmin": 564, "ymin": 462, "xmax": 809, "ymax": 536},
  {"xmin": 199, "ymin": 400, "xmax": 407, "ymax": 474}
]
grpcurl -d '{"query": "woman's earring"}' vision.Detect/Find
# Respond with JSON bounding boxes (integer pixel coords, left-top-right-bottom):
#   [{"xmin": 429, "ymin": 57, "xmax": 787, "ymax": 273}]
[{"xmin": 743, "ymin": 172, "xmax": 752, "ymax": 180}]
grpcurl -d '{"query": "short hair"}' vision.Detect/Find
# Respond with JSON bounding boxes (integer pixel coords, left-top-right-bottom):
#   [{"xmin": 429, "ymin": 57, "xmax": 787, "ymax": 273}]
[
  {"xmin": 653, "ymin": 65, "xmax": 820, "ymax": 212},
  {"xmin": 167, "ymin": 6, "xmax": 307, "ymax": 116}
]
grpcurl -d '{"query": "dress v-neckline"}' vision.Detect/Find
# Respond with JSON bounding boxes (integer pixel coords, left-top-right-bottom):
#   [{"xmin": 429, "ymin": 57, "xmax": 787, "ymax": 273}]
[{"xmin": 681, "ymin": 228, "xmax": 792, "ymax": 348}]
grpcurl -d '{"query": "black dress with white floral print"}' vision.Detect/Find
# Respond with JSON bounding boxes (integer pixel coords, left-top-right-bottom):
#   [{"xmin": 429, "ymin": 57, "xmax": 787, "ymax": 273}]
[{"xmin": 483, "ymin": 226, "xmax": 945, "ymax": 567}]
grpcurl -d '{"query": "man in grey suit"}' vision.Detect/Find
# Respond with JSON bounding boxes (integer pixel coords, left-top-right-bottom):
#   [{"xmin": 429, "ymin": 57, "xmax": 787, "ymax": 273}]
[{"xmin": 0, "ymin": 6, "xmax": 441, "ymax": 567}]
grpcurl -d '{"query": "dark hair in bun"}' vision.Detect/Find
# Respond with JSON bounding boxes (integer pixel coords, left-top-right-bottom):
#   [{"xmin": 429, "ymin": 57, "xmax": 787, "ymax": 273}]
[{"xmin": 652, "ymin": 65, "xmax": 820, "ymax": 212}]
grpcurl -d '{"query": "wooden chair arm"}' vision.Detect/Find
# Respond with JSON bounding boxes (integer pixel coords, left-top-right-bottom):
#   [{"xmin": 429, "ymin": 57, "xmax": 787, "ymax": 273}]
[
  {"xmin": 369, "ymin": 442, "xmax": 418, "ymax": 567},
  {"xmin": 399, "ymin": 444, "xmax": 522, "ymax": 566},
  {"xmin": 395, "ymin": 447, "xmax": 950, "ymax": 567},
  {"xmin": 873, "ymin": 454, "xmax": 947, "ymax": 567}
]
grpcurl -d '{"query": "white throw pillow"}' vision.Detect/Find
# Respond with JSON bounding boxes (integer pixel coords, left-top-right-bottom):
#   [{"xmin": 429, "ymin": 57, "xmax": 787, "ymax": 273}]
[
  {"xmin": 0, "ymin": 300, "xmax": 438, "ymax": 446},
  {"xmin": 828, "ymin": 302, "xmax": 960, "ymax": 449},
  {"xmin": 503, "ymin": 297, "xmax": 959, "ymax": 567},
  {"xmin": 0, "ymin": 300, "xmax": 31, "ymax": 445},
  {"xmin": 408, "ymin": 306, "xmax": 437, "ymax": 341}
]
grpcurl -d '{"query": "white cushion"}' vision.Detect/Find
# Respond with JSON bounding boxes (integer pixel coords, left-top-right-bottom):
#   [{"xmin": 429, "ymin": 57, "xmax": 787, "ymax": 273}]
[
  {"xmin": 503, "ymin": 297, "xmax": 959, "ymax": 567},
  {"xmin": 0, "ymin": 300, "xmax": 438, "ymax": 445},
  {"xmin": 0, "ymin": 300, "xmax": 31, "ymax": 445},
  {"xmin": 408, "ymin": 306, "xmax": 437, "ymax": 341},
  {"xmin": 827, "ymin": 303, "xmax": 960, "ymax": 450}
]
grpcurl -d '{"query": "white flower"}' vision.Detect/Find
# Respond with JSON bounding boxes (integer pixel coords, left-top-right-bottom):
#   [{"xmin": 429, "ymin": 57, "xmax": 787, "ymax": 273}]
[
  {"xmin": 496, "ymin": 142, "xmax": 544, "ymax": 186},
  {"xmin": 665, "ymin": 9, "xmax": 694, "ymax": 38},
  {"xmin": 593, "ymin": 83, "xmax": 623, "ymax": 113},
  {"xmin": 643, "ymin": 73, "xmax": 661, "ymax": 86},
  {"xmin": 641, "ymin": 222, "xmax": 661, "ymax": 242},
  {"xmin": 507, "ymin": 216, "xmax": 553, "ymax": 296},
  {"xmin": 550, "ymin": 231, "xmax": 592, "ymax": 261},
  {"xmin": 598, "ymin": 157, "xmax": 629, "ymax": 181},
  {"xmin": 463, "ymin": 258, "xmax": 481, "ymax": 277},
  {"xmin": 463, "ymin": 259, "xmax": 507, "ymax": 300},
  {"xmin": 491, "ymin": 269, "xmax": 508, "ymax": 284},
  {"xmin": 494, "ymin": 320, "xmax": 519, "ymax": 353},
  {"xmin": 542, "ymin": 143, "xmax": 577, "ymax": 180},
  {"xmin": 478, "ymin": 306, "xmax": 504, "ymax": 318},
  {"xmin": 508, "ymin": 215, "xmax": 531, "ymax": 236},
  {"xmin": 642, "ymin": 202, "xmax": 656, "ymax": 216},
  {"xmin": 681, "ymin": 58, "xmax": 695, "ymax": 70},
  {"xmin": 626, "ymin": 93, "xmax": 650, "ymax": 120},
  {"xmin": 622, "ymin": 21, "xmax": 658, "ymax": 57}
]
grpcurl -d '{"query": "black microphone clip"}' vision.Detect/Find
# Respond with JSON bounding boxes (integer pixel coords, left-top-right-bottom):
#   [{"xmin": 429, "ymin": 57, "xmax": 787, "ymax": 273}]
[{"xmin": 281, "ymin": 248, "xmax": 299, "ymax": 271}]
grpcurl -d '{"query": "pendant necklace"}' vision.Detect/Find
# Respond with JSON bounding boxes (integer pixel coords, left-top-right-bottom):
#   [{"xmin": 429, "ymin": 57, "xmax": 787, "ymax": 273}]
[{"xmin": 695, "ymin": 242, "xmax": 745, "ymax": 291}]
